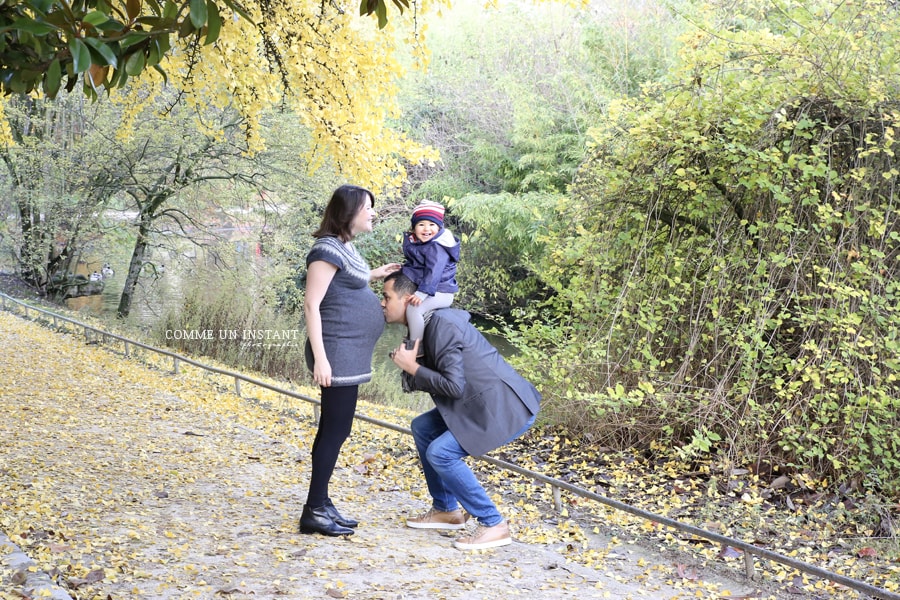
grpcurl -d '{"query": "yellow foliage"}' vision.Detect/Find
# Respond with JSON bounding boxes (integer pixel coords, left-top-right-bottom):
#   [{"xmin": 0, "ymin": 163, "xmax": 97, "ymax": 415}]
[
  {"xmin": 0, "ymin": 102, "xmax": 12, "ymax": 147},
  {"xmin": 3, "ymin": 4, "xmax": 442, "ymax": 194}
]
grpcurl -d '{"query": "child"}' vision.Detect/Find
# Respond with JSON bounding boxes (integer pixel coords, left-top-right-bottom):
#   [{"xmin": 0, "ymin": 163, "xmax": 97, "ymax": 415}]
[{"xmin": 401, "ymin": 200, "xmax": 460, "ymax": 349}]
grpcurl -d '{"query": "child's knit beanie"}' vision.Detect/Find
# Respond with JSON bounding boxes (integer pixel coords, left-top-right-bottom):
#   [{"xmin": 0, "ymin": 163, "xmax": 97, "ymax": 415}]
[{"xmin": 411, "ymin": 200, "xmax": 445, "ymax": 228}]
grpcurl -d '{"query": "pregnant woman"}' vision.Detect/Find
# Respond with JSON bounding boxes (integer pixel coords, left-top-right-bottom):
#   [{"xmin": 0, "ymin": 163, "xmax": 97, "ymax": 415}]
[{"xmin": 301, "ymin": 184, "xmax": 400, "ymax": 536}]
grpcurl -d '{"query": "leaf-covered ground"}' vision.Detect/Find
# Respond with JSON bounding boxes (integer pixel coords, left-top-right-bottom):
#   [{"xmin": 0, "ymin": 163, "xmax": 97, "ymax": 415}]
[{"xmin": 0, "ymin": 308, "xmax": 896, "ymax": 599}]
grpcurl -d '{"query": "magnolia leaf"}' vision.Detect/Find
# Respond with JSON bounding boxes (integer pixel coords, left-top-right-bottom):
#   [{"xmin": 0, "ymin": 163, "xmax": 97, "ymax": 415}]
[
  {"xmin": 151, "ymin": 63, "xmax": 168, "ymax": 84},
  {"xmin": 375, "ymin": 0, "xmax": 387, "ymax": 29},
  {"xmin": 124, "ymin": 49, "xmax": 145, "ymax": 76},
  {"xmin": 178, "ymin": 16, "xmax": 196, "ymax": 38},
  {"xmin": 87, "ymin": 63, "xmax": 109, "ymax": 89},
  {"xmin": 126, "ymin": 0, "xmax": 143, "ymax": 21},
  {"xmin": 204, "ymin": 1, "xmax": 221, "ymax": 45},
  {"xmin": 83, "ymin": 37, "xmax": 118, "ymax": 67},
  {"xmin": 218, "ymin": 0, "xmax": 255, "ymax": 24},
  {"xmin": 31, "ymin": 0, "xmax": 55, "ymax": 12},
  {"xmin": 112, "ymin": 65, "xmax": 129, "ymax": 88},
  {"xmin": 189, "ymin": 0, "xmax": 208, "ymax": 29},
  {"xmin": 163, "ymin": 0, "xmax": 178, "ymax": 20},
  {"xmin": 10, "ymin": 18, "xmax": 57, "ymax": 35},
  {"xmin": 82, "ymin": 11, "xmax": 110, "ymax": 27},
  {"xmin": 146, "ymin": 41, "xmax": 161, "ymax": 66},
  {"xmin": 43, "ymin": 58, "xmax": 62, "ymax": 97},
  {"xmin": 119, "ymin": 31, "xmax": 153, "ymax": 50},
  {"xmin": 69, "ymin": 38, "xmax": 92, "ymax": 73}
]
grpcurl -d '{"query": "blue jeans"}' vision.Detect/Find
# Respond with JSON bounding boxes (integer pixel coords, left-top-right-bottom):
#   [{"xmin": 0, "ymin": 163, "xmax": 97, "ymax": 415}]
[{"xmin": 411, "ymin": 408, "xmax": 536, "ymax": 527}]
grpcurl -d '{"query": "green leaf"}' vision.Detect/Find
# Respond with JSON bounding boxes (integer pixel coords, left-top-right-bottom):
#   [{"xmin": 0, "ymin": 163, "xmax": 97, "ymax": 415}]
[
  {"xmin": 375, "ymin": 0, "xmax": 387, "ymax": 28},
  {"xmin": 178, "ymin": 17, "xmax": 195, "ymax": 38},
  {"xmin": 146, "ymin": 40, "xmax": 161, "ymax": 66},
  {"xmin": 69, "ymin": 38, "xmax": 92, "ymax": 73},
  {"xmin": 11, "ymin": 18, "xmax": 57, "ymax": 35},
  {"xmin": 145, "ymin": 0, "xmax": 162, "ymax": 15},
  {"xmin": 119, "ymin": 31, "xmax": 152, "ymax": 50},
  {"xmin": 112, "ymin": 65, "xmax": 129, "ymax": 88},
  {"xmin": 43, "ymin": 58, "xmax": 62, "ymax": 97},
  {"xmin": 83, "ymin": 37, "xmax": 118, "ymax": 67},
  {"xmin": 204, "ymin": 0, "xmax": 221, "ymax": 45},
  {"xmin": 82, "ymin": 11, "xmax": 110, "ymax": 26},
  {"xmin": 151, "ymin": 63, "xmax": 168, "ymax": 84},
  {"xmin": 135, "ymin": 16, "xmax": 174, "ymax": 29},
  {"xmin": 163, "ymin": 0, "xmax": 178, "ymax": 20},
  {"xmin": 124, "ymin": 49, "xmax": 145, "ymax": 76},
  {"xmin": 219, "ymin": 0, "xmax": 255, "ymax": 24},
  {"xmin": 6, "ymin": 74, "xmax": 28, "ymax": 94},
  {"xmin": 31, "ymin": 0, "xmax": 55, "ymax": 13},
  {"xmin": 189, "ymin": 0, "xmax": 208, "ymax": 29},
  {"xmin": 96, "ymin": 18, "xmax": 126, "ymax": 32},
  {"xmin": 156, "ymin": 33, "xmax": 171, "ymax": 56}
]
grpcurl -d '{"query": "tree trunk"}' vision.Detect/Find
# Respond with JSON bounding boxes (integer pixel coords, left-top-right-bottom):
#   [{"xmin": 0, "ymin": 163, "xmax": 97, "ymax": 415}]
[{"xmin": 117, "ymin": 219, "xmax": 151, "ymax": 318}]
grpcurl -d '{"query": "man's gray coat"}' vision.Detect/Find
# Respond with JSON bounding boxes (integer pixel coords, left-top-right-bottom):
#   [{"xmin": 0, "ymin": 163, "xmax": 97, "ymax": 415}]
[{"xmin": 410, "ymin": 308, "xmax": 541, "ymax": 456}]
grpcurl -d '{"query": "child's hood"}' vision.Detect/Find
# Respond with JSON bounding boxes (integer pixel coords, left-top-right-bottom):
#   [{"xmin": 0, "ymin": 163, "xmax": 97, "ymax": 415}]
[{"xmin": 435, "ymin": 228, "xmax": 459, "ymax": 249}]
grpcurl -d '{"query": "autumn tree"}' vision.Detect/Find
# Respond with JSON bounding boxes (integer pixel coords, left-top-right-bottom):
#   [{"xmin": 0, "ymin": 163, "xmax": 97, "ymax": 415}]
[
  {"xmin": 77, "ymin": 96, "xmax": 275, "ymax": 318},
  {"xmin": 1, "ymin": 0, "xmax": 438, "ymax": 194},
  {"xmin": 1, "ymin": 0, "xmax": 438, "ymax": 311},
  {"xmin": 0, "ymin": 94, "xmax": 114, "ymax": 295}
]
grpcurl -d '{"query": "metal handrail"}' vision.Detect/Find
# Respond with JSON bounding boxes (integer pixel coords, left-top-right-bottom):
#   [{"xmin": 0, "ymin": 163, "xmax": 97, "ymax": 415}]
[{"xmin": 1, "ymin": 291, "xmax": 897, "ymax": 600}]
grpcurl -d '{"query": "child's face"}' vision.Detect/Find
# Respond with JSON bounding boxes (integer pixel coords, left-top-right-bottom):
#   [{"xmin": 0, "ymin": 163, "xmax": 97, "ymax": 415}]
[{"xmin": 413, "ymin": 220, "xmax": 439, "ymax": 242}]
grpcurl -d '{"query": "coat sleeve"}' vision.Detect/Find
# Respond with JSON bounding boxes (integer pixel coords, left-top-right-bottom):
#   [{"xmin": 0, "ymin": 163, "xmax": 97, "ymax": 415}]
[
  {"xmin": 411, "ymin": 319, "xmax": 466, "ymax": 399},
  {"xmin": 417, "ymin": 244, "xmax": 450, "ymax": 296}
]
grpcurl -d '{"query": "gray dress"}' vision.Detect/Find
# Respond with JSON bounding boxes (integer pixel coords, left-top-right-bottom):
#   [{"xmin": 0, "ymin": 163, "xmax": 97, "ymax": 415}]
[{"xmin": 304, "ymin": 236, "xmax": 385, "ymax": 386}]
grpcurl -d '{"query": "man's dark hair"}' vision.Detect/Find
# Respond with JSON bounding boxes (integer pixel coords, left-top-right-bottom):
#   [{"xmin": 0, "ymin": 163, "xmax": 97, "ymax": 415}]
[{"xmin": 385, "ymin": 271, "xmax": 417, "ymax": 295}]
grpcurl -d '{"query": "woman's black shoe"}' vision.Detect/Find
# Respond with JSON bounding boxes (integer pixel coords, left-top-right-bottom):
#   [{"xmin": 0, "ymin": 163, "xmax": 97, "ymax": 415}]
[
  {"xmin": 324, "ymin": 499, "xmax": 359, "ymax": 528},
  {"xmin": 299, "ymin": 504, "xmax": 354, "ymax": 536}
]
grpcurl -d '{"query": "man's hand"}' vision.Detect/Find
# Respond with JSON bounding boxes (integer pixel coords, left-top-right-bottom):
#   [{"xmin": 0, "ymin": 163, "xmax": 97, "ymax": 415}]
[{"xmin": 390, "ymin": 338, "xmax": 421, "ymax": 374}]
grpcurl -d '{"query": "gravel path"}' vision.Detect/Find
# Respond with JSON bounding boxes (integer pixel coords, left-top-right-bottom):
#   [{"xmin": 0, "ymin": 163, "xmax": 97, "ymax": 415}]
[{"xmin": 0, "ymin": 311, "xmax": 762, "ymax": 599}]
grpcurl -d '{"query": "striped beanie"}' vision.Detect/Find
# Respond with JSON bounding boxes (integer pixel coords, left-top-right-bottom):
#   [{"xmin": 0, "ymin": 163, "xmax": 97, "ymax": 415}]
[{"xmin": 411, "ymin": 200, "xmax": 445, "ymax": 227}]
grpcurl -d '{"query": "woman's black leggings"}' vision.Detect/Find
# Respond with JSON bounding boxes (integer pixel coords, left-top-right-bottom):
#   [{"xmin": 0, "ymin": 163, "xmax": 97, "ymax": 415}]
[{"xmin": 305, "ymin": 384, "xmax": 359, "ymax": 508}]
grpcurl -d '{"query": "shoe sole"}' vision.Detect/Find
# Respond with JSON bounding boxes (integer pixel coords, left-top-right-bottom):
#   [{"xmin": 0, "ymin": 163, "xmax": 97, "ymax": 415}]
[
  {"xmin": 453, "ymin": 537, "xmax": 512, "ymax": 550},
  {"xmin": 299, "ymin": 527, "xmax": 354, "ymax": 536},
  {"xmin": 406, "ymin": 521, "xmax": 468, "ymax": 530}
]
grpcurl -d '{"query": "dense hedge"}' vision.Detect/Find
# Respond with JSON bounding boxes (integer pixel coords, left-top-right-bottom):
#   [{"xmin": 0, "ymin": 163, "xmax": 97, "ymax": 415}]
[{"xmin": 512, "ymin": 0, "xmax": 900, "ymax": 496}]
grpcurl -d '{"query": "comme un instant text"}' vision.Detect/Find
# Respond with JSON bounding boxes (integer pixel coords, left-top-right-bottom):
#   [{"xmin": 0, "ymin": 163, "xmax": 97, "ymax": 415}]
[{"xmin": 165, "ymin": 329, "xmax": 302, "ymax": 341}]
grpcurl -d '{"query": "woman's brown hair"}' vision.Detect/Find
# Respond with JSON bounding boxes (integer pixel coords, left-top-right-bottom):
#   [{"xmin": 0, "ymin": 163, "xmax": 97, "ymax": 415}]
[{"xmin": 312, "ymin": 185, "xmax": 375, "ymax": 241}]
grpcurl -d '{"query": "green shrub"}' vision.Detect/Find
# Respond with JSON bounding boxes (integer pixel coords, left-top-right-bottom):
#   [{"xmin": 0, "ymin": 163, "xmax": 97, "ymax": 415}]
[{"xmin": 515, "ymin": 0, "xmax": 900, "ymax": 497}]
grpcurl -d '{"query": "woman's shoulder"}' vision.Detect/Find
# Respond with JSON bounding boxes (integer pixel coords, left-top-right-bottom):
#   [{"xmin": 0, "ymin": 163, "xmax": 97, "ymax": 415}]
[{"xmin": 308, "ymin": 236, "xmax": 349, "ymax": 265}]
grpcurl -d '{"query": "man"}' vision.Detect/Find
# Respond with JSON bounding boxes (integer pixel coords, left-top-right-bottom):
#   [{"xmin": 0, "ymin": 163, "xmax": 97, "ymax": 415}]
[{"xmin": 381, "ymin": 272, "xmax": 541, "ymax": 550}]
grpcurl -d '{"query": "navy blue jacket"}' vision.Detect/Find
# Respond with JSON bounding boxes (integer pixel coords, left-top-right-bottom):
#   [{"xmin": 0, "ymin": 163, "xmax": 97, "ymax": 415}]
[{"xmin": 401, "ymin": 228, "xmax": 460, "ymax": 296}]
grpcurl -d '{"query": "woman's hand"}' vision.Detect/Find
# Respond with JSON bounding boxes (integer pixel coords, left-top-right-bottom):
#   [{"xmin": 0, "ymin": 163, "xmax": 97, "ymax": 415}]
[
  {"xmin": 371, "ymin": 262, "xmax": 401, "ymax": 280},
  {"xmin": 313, "ymin": 357, "xmax": 333, "ymax": 387}
]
